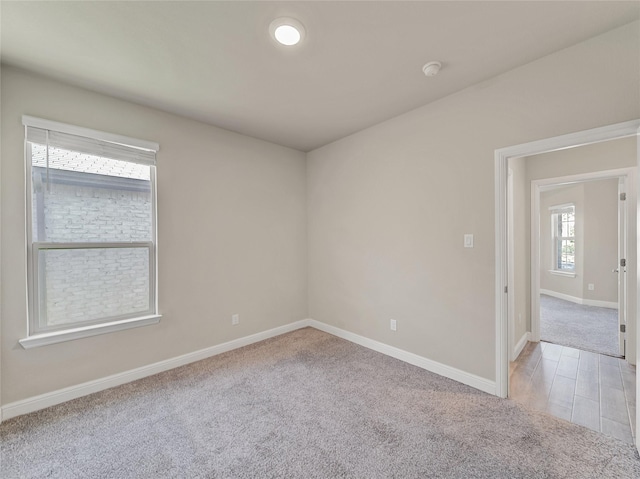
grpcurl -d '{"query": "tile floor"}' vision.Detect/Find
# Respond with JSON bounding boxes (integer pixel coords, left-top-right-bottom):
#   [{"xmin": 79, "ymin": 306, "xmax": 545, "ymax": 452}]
[{"xmin": 510, "ymin": 341, "xmax": 636, "ymax": 444}]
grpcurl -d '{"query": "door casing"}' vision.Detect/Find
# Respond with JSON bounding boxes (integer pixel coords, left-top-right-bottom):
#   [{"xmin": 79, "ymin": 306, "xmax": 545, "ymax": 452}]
[{"xmin": 494, "ymin": 119, "xmax": 640, "ymax": 453}]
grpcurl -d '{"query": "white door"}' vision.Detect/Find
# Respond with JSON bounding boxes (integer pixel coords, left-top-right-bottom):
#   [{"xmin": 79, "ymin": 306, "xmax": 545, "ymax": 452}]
[{"xmin": 617, "ymin": 178, "xmax": 627, "ymax": 357}]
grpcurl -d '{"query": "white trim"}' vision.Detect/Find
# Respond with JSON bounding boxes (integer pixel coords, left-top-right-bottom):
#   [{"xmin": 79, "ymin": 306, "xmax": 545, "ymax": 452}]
[
  {"xmin": 513, "ymin": 332, "xmax": 531, "ymax": 360},
  {"xmin": 1, "ymin": 319, "xmax": 499, "ymax": 421},
  {"xmin": 507, "ymin": 169, "xmax": 516, "ymax": 362},
  {"xmin": 636, "ymin": 124, "xmax": 640, "ymax": 456},
  {"xmin": 3, "ymin": 320, "xmax": 311, "ymax": 420},
  {"xmin": 22, "ymin": 115, "xmax": 159, "ymax": 152},
  {"xmin": 548, "ymin": 203, "xmax": 574, "ymax": 211},
  {"xmin": 495, "ymin": 148, "xmax": 510, "ymax": 398},
  {"xmin": 495, "ymin": 119, "xmax": 640, "ymax": 400},
  {"xmin": 540, "ymin": 289, "xmax": 618, "ymax": 309},
  {"xmin": 308, "ymin": 320, "xmax": 496, "ymax": 395},
  {"xmin": 19, "ymin": 315, "xmax": 162, "ymax": 349},
  {"xmin": 548, "ymin": 270, "xmax": 577, "ymax": 278}
]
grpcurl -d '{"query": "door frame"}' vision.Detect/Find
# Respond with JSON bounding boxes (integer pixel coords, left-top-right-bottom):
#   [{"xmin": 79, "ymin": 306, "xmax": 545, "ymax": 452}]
[
  {"xmin": 529, "ymin": 168, "xmax": 635, "ymax": 357},
  {"xmin": 494, "ymin": 119, "xmax": 640, "ymax": 398}
]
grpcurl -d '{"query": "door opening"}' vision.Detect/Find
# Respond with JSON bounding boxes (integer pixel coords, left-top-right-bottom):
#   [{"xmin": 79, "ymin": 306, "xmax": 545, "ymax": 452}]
[
  {"xmin": 529, "ymin": 173, "xmax": 630, "ymax": 359},
  {"xmin": 494, "ymin": 119, "xmax": 640, "ymax": 452}
]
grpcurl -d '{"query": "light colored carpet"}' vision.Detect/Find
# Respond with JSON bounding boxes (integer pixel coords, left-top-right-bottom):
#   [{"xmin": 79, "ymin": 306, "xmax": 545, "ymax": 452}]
[
  {"xmin": 1, "ymin": 327, "xmax": 639, "ymax": 478},
  {"xmin": 540, "ymin": 294, "xmax": 619, "ymax": 357}
]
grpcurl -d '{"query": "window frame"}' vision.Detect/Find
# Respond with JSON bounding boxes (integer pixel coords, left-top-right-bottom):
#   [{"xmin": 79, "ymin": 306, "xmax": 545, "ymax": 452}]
[
  {"xmin": 20, "ymin": 116, "xmax": 161, "ymax": 349},
  {"xmin": 550, "ymin": 203, "xmax": 576, "ymax": 275}
]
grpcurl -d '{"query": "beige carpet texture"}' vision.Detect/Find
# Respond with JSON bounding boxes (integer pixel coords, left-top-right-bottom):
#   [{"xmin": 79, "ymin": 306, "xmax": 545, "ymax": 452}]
[{"xmin": 1, "ymin": 327, "xmax": 639, "ymax": 478}]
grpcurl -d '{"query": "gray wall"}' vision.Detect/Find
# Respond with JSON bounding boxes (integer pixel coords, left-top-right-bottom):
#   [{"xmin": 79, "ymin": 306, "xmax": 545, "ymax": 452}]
[
  {"xmin": 1, "ymin": 65, "xmax": 308, "ymax": 404},
  {"xmin": 307, "ymin": 22, "xmax": 639, "ymax": 380},
  {"xmin": 1, "ymin": 20, "xmax": 638, "ymax": 405}
]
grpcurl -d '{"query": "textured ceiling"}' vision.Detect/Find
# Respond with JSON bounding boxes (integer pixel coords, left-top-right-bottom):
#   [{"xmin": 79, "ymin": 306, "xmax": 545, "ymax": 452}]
[{"xmin": 2, "ymin": 1, "xmax": 638, "ymax": 151}]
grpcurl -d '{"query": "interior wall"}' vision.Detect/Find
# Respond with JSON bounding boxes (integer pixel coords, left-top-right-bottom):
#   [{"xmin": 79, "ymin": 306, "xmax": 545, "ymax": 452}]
[
  {"xmin": 307, "ymin": 22, "xmax": 639, "ymax": 381},
  {"xmin": 0, "ymin": 66, "xmax": 308, "ymax": 405},
  {"xmin": 508, "ymin": 157, "xmax": 529, "ymax": 347}
]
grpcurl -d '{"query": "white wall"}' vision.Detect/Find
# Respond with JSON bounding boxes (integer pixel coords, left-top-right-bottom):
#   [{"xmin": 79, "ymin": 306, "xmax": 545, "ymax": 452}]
[
  {"xmin": 307, "ymin": 22, "xmax": 639, "ymax": 381},
  {"xmin": 0, "ymin": 66, "xmax": 308, "ymax": 404}
]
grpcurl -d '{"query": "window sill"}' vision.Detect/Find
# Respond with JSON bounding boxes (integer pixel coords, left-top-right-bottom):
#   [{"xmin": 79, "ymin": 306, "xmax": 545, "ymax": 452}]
[
  {"xmin": 548, "ymin": 270, "xmax": 577, "ymax": 278},
  {"xmin": 19, "ymin": 315, "xmax": 161, "ymax": 349}
]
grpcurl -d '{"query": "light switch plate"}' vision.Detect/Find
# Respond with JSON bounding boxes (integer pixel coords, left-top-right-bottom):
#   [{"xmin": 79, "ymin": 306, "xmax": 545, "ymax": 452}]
[{"xmin": 464, "ymin": 234, "xmax": 474, "ymax": 248}]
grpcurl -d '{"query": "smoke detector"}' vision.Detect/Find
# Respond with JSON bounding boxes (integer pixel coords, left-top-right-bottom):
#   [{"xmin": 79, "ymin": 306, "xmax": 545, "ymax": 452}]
[{"xmin": 422, "ymin": 61, "xmax": 442, "ymax": 77}]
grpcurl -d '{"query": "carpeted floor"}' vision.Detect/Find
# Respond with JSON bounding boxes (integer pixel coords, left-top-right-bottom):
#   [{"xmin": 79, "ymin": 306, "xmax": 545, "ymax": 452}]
[
  {"xmin": 540, "ymin": 294, "xmax": 619, "ymax": 357},
  {"xmin": 1, "ymin": 327, "xmax": 639, "ymax": 478}
]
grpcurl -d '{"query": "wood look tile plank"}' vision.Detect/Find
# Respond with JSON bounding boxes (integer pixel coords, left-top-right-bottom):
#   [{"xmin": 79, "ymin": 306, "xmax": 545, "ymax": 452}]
[
  {"xmin": 510, "ymin": 344, "xmax": 636, "ymax": 445},
  {"xmin": 561, "ymin": 346, "xmax": 580, "ymax": 359},
  {"xmin": 628, "ymin": 404, "xmax": 636, "ymax": 438},
  {"xmin": 600, "ymin": 364, "xmax": 624, "ymax": 391},
  {"xmin": 600, "ymin": 354, "xmax": 622, "ymax": 367},
  {"xmin": 601, "ymin": 386, "xmax": 630, "ymax": 424},
  {"xmin": 541, "ymin": 343, "xmax": 563, "ymax": 361},
  {"xmin": 548, "ymin": 375, "xmax": 576, "ymax": 410},
  {"xmin": 531, "ymin": 359, "xmax": 558, "ymax": 385},
  {"xmin": 517, "ymin": 350, "xmax": 542, "ymax": 375},
  {"xmin": 571, "ymin": 396, "xmax": 600, "ymax": 432},
  {"xmin": 601, "ymin": 417, "xmax": 634, "ymax": 444},
  {"xmin": 556, "ymin": 356, "xmax": 579, "ymax": 380},
  {"xmin": 578, "ymin": 351, "xmax": 599, "ymax": 372},
  {"xmin": 547, "ymin": 402, "xmax": 572, "ymax": 422},
  {"xmin": 575, "ymin": 368, "xmax": 599, "ymax": 402}
]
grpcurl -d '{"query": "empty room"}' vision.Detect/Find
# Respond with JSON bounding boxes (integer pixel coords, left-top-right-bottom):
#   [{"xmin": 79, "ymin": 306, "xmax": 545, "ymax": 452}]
[{"xmin": 1, "ymin": 1, "xmax": 639, "ymax": 478}]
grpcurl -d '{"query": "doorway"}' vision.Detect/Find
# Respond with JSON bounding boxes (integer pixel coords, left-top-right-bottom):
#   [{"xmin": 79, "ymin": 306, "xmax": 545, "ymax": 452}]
[
  {"xmin": 494, "ymin": 119, "xmax": 640, "ymax": 452},
  {"xmin": 532, "ymin": 173, "xmax": 629, "ymax": 359},
  {"xmin": 507, "ymin": 166, "xmax": 636, "ymax": 444}
]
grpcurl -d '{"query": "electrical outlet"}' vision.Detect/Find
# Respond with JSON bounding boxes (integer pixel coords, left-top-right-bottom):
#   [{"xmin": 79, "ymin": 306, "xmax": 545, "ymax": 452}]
[
  {"xmin": 390, "ymin": 319, "xmax": 397, "ymax": 331},
  {"xmin": 588, "ymin": 283, "xmax": 595, "ymax": 291},
  {"xmin": 232, "ymin": 314, "xmax": 239, "ymax": 325}
]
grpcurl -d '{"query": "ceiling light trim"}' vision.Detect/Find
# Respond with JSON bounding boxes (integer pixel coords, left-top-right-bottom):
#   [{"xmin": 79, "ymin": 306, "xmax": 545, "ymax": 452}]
[{"xmin": 269, "ymin": 17, "xmax": 306, "ymax": 46}]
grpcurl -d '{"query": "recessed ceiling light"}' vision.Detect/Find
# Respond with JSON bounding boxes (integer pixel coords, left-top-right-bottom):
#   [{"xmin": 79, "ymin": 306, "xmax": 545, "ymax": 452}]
[{"xmin": 270, "ymin": 17, "xmax": 305, "ymax": 46}]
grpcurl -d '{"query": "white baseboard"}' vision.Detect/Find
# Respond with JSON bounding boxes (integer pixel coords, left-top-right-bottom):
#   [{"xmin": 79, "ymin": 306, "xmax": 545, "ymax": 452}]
[
  {"xmin": 540, "ymin": 289, "xmax": 618, "ymax": 309},
  {"xmin": 1, "ymin": 318, "xmax": 497, "ymax": 421},
  {"xmin": 512, "ymin": 332, "xmax": 530, "ymax": 361},
  {"xmin": 0, "ymin": 319, "xmax": 311, "ymax": 421},
  {"xmin": 308, "ymin": 320, "xmax": 496, "ymax": 395}
]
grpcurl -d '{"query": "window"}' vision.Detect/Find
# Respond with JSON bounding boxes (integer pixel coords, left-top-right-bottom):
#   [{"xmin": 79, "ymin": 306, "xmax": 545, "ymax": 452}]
[
  {"xmin": 551, "ymin": 204, "xmax": 575, "ymax": 273},
  {"xmin": 21, "ymin": 116, "xmax": 160, "ymax": 348}
]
